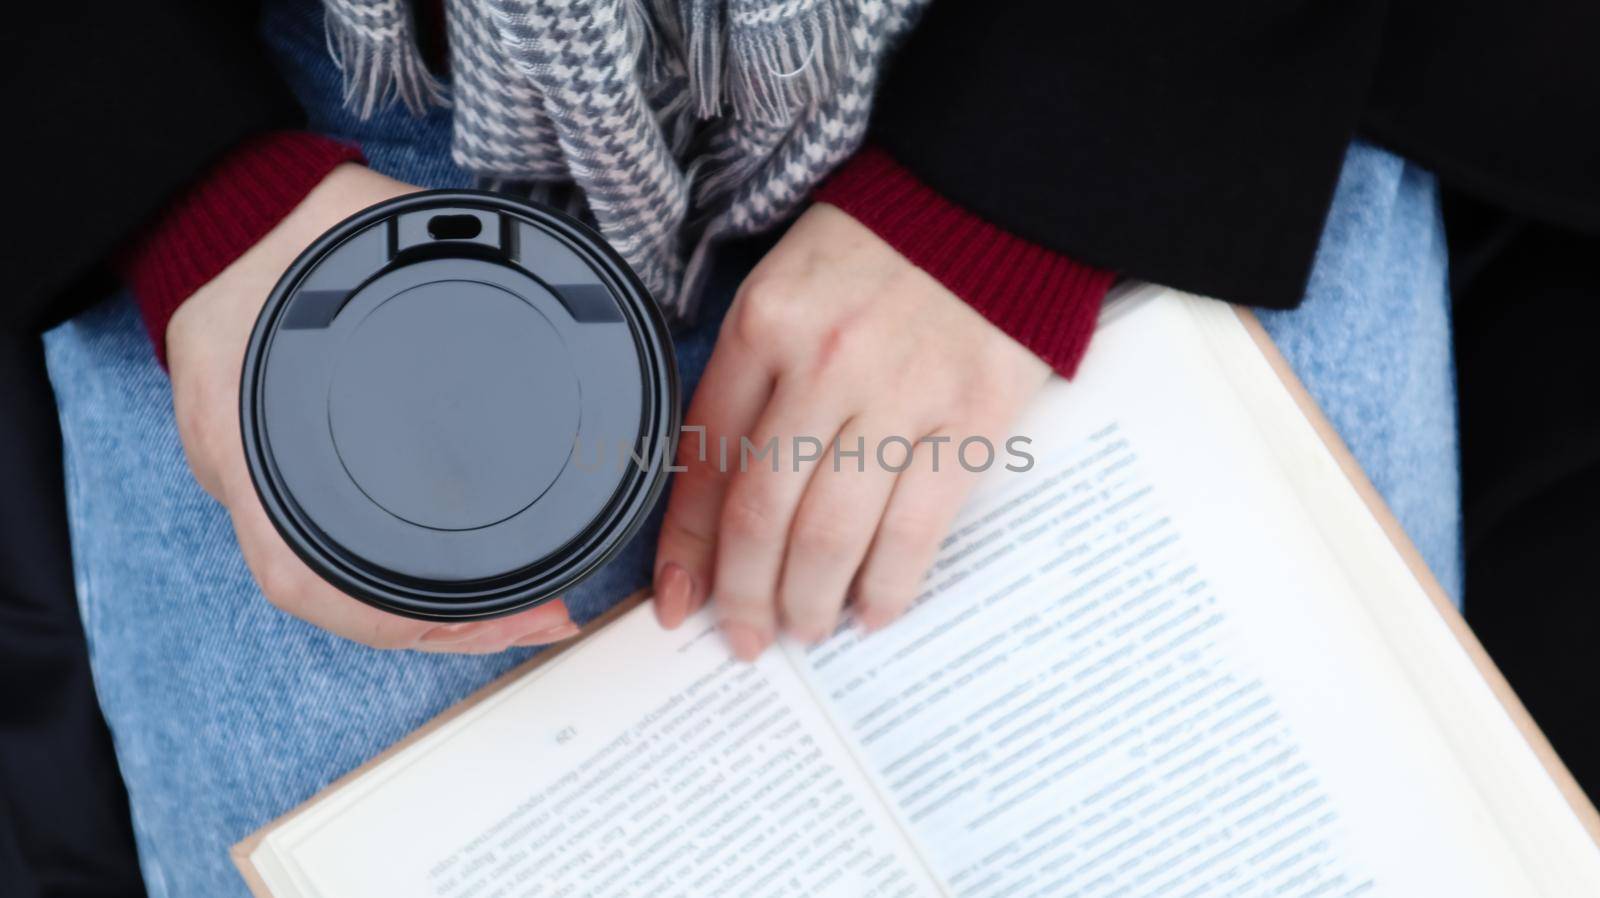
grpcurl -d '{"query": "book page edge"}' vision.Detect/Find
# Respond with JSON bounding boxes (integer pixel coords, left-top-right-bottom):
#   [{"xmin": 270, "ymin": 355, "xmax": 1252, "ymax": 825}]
[
  {"xmin": 229, "ymin": 589, "xmax": 652, "ymax": 897},
  {"xmin": 1230, "ymin": 305, "xmax": 1600, "ymax": 844}
]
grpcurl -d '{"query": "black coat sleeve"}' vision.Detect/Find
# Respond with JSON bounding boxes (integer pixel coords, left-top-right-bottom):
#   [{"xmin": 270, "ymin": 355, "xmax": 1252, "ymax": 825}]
[
  {"xmin": 2, "ymin": 3, "xmax": 299, "ymax": 331},
  {"xmin": 869, "ymin": 0, "xmax": 1389, "ymax": 309}
]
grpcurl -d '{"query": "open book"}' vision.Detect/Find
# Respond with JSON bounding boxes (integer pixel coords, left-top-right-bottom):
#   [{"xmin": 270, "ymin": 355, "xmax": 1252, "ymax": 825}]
[{"xmin": 236, "ymin": 286, "xmax": 1600, "ymax": 897}]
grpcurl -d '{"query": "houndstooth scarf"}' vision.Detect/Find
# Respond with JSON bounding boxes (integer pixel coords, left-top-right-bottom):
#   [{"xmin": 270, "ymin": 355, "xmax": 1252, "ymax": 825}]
[{"xmin": 322, "ymin": 0, "xmax": 929, "ymax": 322}]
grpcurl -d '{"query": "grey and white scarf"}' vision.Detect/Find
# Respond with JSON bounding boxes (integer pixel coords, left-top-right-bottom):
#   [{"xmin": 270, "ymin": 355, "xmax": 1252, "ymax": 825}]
[{"xmin": 322, "ymin": 0, "xmax": 929, "ymax": 321}]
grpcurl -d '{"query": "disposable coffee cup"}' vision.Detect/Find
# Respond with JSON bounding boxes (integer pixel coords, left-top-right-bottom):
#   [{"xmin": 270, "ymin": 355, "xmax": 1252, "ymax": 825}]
[{"xmin": 241, "ymin": 190, "xmax": 678, "ymax": 621}]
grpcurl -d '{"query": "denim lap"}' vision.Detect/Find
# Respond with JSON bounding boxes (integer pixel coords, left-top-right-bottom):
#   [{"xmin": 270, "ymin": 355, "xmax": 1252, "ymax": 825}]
[{"xmin": 1258, "ymin": 143, "xmax": 1461, "ymax": 602}]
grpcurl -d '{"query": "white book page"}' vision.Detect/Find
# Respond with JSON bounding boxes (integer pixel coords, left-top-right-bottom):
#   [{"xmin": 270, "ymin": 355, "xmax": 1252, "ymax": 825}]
[
  {"xmin": 785, "ymin": 290, "xmax": 1580, "ymax": 897},
  {"xmin": 253, "ymin": 604, "xmax": 935, "ymax": 898}
]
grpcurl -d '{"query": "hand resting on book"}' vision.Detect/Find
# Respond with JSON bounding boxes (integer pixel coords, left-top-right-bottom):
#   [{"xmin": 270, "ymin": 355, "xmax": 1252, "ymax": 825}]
[{"xmin": 652, "ymin": 203, "xmax": 1051, "ymax": 659}]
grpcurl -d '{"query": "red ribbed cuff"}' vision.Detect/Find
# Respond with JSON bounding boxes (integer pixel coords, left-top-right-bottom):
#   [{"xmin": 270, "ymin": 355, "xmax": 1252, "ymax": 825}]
[
  {"xmin": 118, "ymin": 131, "xmax": 365, "ymax": 366},
  {"xmin": 815, "ymin": 146, "xmax": 1116, "ymax": 378}
]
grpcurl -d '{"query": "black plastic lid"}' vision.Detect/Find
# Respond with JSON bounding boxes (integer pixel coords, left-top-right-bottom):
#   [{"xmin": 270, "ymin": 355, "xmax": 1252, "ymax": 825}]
[{"xmin": 241, "ymin": 190, "xmax": 678, "ymax": 621}]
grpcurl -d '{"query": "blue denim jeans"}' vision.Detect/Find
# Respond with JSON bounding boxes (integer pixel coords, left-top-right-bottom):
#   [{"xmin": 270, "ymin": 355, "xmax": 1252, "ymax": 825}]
[{"xmin": 43, "ymin": 3, "xmax": 1459, "ymax": 895}]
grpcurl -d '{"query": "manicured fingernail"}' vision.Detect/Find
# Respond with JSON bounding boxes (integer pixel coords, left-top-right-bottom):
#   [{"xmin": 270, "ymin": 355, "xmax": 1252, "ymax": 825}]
[
  {"xmin": 722, "ymin": 621, "xmax": 769, "ymax": 661},
  {"xmin": 654, "ymin": 562, "xmax": 694, "ymax": 629},
  {"xmin": 419, "ymin": 622, "xmax": 480, "ymax": 645},
  {"xmin": 512, "ymin": 621, "xmax": 581, "ymax": 647}
]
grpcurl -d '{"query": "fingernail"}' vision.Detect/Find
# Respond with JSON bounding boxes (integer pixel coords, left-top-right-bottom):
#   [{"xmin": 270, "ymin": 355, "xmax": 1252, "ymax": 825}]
[
  {"xmin": 512, "ymin": 621, "xmax": 581, "ymax": 647},
  {"xmin": 722, "ymin": 621, "xmax": 769, "ymax": 661},
  {"xmin": 419, "ymin": 622, "xmax": 480, "ymax": 645},
  {"xmin": 654, "ymin": 562, "xmax": 694, "ymax": 629}
]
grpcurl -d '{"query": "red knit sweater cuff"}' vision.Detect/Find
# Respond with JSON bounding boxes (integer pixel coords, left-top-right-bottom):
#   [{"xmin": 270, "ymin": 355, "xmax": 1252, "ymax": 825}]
[
  {"xmin": 815, "ymin": 146, "xmax": 1116, "ymax": 378},
  {"xmin": 118, "ymin": 131, "xmax": 365, "ymax": 366}
]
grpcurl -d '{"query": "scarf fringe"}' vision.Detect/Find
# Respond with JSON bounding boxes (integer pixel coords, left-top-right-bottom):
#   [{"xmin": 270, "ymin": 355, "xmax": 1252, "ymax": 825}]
[
  {"xmin": 624, "ymin": 0, "xmax": 701, "ymax": 157},
  {"xmin": 724, "ymin": 0, "xmax": 847, "ymax": 124},
  {"xmin": 682, "ymin": 0, "xmax": 726, "ymax": 118},
  {"xmin": 324, "ymin": 4, "xmax": 448, "ymax": 119}
]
